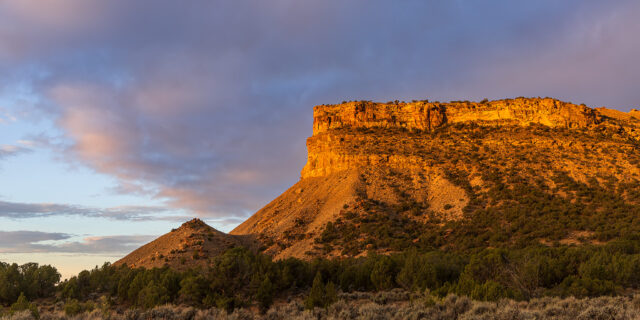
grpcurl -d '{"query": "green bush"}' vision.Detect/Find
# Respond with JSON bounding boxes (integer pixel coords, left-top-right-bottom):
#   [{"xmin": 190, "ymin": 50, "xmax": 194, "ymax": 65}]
[
  {"xmin": 9, "ymin": 293, "xmax": 39, "ymax": 319},
  {"xmin": 63, "ymin": 299, "xmax": 83, "ymax": 317},
  {"xmin": 256, "ymin": 276, "xmax": 274, "ymax": 313},
  {"xmin": 305, "ymin": 272, "xmax": 337, "ymax": 309}
]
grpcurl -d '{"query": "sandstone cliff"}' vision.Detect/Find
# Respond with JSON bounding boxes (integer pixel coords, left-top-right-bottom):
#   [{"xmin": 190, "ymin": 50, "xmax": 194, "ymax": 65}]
[
  {"xmin": 302, "ymin": 98, "xmax": 637, "ymax": 179},
  {"xmin": 312, "ymin": 98, "xmax": 599, "ymax": 136}
]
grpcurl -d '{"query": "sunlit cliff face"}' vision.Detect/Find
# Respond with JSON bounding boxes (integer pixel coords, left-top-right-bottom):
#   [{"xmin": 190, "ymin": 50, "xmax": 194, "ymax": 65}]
[{"xmin": 303, "ymin": 98, "xmax": 601, "ymax": 179}]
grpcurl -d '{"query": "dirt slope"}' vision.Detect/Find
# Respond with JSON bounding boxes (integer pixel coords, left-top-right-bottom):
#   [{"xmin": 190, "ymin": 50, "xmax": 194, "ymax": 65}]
[{"xmin": 115, "ymin": 218, "xmax": 258, "ymax": 270}]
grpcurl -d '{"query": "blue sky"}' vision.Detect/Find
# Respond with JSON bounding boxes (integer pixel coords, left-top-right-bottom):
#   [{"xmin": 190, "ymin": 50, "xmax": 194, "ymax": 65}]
[{"xmin": 1, "ymin": 0, "xmax": 639, "ymax": 279}]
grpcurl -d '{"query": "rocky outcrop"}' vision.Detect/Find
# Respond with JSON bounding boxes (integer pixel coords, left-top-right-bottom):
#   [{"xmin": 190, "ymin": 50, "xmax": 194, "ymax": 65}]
[
  {"xmin": 301, "ymin": 141, "xmax": 426, "ymax": 179},
  {"xmin": 313, "ymin": 102, "xmax": 447, "ymax": 134},
  {"xmin": 312, "ymin": 98, "xmax": 600, "ymax": 136},
  {"xmin": 304, "ymin": 98, "xmax": 603, "ymax": 179}
]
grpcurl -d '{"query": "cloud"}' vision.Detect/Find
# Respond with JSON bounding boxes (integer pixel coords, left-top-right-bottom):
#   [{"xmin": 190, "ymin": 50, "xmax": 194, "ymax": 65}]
[
  {"xmin": 0, "ymin": 231, "xmax": 154, "ymax": 254},
  {"xmin": 0, "ymin": 200, "xmax": 188, "ymax": 221},
  {"xmin": 0, "ymin": 107, "xmax": 17, "ymax": 124},
  {"xmin": 1, "ymin": 0, "xmax": 639, "ymax": 219},
  {"xmin": 50, "ymin": 235, "xmax": 156, "ymax": 254},
  {"xmin": 0, "ymin": 144, "xmax": 31, "ymax": 159},
  {"xmin": 0, "ymin": 230, "xmax": 69, "ymax": 248}
]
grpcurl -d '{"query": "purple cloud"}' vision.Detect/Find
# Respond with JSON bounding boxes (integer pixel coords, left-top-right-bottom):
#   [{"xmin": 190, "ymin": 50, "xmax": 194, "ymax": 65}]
[{"xmin": 0, "ymin": 200, "xmax": 188, "ymax": 221}]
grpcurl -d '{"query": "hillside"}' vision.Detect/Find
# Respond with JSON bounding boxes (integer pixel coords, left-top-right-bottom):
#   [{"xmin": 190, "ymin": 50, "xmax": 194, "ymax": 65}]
[
  {"xmin": 232, "ymin": 97, "xmax": 640, "ymax": 259},
  {"xmin": 115, "ymin": 218, "xmax": 258, "ymax": 270}
]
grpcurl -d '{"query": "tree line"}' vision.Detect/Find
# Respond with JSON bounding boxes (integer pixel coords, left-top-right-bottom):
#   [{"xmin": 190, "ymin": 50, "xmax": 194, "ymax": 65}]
[
  {"xmin": 58, "ymin": 239, "xmax": 640, "ymax": 311},
  {"xmin": 0, "ymin": 262, "xmax": 60, "ymax": 305},
  {"xmin": 4, "ymin": 239, "xmax": 640, "ymax": 312}
]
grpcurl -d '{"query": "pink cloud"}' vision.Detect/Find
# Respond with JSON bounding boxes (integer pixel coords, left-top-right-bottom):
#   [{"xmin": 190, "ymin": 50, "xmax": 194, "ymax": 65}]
[
  {"xmin": 49, "ymin": 85, "xmax": 138, "ymax": 175},
  {"xmin": 46, "ymin": 81, "xmax": 286, "ymax": 217}
]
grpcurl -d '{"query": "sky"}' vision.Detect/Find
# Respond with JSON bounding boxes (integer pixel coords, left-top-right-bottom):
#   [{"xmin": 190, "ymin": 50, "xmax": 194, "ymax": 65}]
[{"xmin": 1, "ymin": 0, "xmax": 639, "ymax": 279}]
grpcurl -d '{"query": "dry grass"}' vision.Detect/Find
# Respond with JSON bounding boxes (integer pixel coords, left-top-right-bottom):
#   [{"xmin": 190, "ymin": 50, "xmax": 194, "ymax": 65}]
[{"xmin": 6, "ymin": 292, "xmax": 640, "ymax": 320}]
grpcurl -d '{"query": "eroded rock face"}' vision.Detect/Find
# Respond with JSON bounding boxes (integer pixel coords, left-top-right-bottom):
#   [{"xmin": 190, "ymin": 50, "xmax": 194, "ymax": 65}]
[
  {"xmin": 303, "ymin": 98, "xmax": 601, "ymax": 179},
  {"xmin": 312, "ymin": 98, "xmax": 600, "ymax": 136},
  {"xmin": 313, "ymin": 101, "xmax": 447, "ymax": 134}
]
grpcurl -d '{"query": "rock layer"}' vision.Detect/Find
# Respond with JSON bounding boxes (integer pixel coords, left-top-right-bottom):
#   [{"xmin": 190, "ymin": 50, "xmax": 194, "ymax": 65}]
[
  {"xmin": 312, "ymin": 98, "xmax": 599, "ymax": 136},
  {"xmin": 302, "ymin": 98, "xmax": 640, "ymax": 179}
]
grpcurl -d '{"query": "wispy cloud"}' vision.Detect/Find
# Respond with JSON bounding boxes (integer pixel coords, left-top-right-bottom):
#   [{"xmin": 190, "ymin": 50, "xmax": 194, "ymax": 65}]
[
  {"xmin": 0, "ymin": 200, "xmax": 188, "ymax": 221},
  {"xmin": 0, "ymin": 144, "xmax": 31, "ymax": 159},
  {"xmin": 50, "ymin": 235, "xmax": 156, "ymax": 254},
  {"xmin": 0, "ymin": 230, "xmax": 154, "ymax": 254},
  {"xmin": 0, "ymin": 107, "xmax": 17, "ymax": 124}
]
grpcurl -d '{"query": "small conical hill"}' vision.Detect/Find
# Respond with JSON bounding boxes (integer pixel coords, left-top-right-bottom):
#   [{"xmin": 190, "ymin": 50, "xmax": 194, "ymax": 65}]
[{"xmin": 115, "ymin": 218, "xmax": 258, "ymax": 270}]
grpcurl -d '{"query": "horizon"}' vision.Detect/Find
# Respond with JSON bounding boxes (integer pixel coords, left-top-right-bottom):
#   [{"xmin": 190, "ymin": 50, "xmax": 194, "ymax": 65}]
[{"xmin": 1, "ymin": 0, "xmax": 640, "ymax": 279}]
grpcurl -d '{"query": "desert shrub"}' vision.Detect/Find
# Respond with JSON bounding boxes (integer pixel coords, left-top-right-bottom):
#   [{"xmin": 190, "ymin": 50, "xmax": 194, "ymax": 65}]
[
  {"xmin": 178, "ymin": 275, "xmax": 206, "ymax": 306},
  {"xmin": 372, "ymin": 289, "xmax": 409, "ymax": 305},
  {"xmin": 138, "ymin": 281, "xmax": 170, "ymax": 309},
  {"xmin": 144, "ymin": 305, "xmax": 196, "ymax": 320},
  {"xmin": 576, "ymin": 305, "xmax": 621, "ymax": 320},
  {"xmin": 370, "ymin": 255, "xmax": 396, "ymax": 291},
  {"xmin": 9, "ymin": 293, "xmax": 38, "ymax": 319},
  {"xmin": 4, "ymin": 310, "xmax": 36, "ymax": 320},
  {"xmin": 63, "ymin": 299, "xmax": 94, "ymax": 317},
  {"xmin": 305, "ymin": 273, "xmax": 337, "ymax": 309},
  {"xmin": 194, "ymin": 308, "xmax": 227, "ymax": 320},
  {"xmin": 256, "ymin": 276, "xmax": 274, "ymax": 313},
  {"xmin": 396, "ymin": 249, "xmax": 437, "ymax": 291}
]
